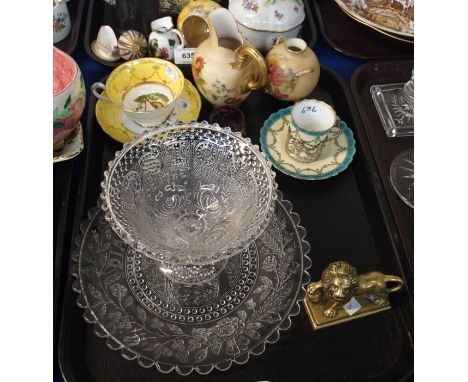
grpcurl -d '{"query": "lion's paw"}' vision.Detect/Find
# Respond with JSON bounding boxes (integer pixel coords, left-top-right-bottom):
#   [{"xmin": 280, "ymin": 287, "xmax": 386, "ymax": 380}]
[
  {"xmin": 324, "ymin": 307, "xmax": 337, "ymax": 317},
  {"xmin": 373, "ymin": 297, "xmax": 385, "ymax": 305}
]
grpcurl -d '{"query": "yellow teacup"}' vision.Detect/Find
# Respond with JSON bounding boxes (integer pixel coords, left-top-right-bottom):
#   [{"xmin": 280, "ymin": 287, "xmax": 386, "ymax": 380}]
[{"xmin": 91, "ymin": 58, "xmax": 185, "ymax": 127}]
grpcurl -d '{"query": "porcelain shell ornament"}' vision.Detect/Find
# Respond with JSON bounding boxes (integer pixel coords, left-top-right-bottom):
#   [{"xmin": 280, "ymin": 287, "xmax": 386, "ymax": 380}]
[
  {"xmin": 91, "ymin": 25, "xmax": 119, "ymax": 61},
  {"xmin": 228, "ymin": 0, "xmax": 305, "ymax": 52},
  {"xmin": 266, "ymin": 37, "xmax": 320, "ymax": 101},
  {"xmin": 118, "ymin": 30, "xmax": 148, "ymax": 61}
]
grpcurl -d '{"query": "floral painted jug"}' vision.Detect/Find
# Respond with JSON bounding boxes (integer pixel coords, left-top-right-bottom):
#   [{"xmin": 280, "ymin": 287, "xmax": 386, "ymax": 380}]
[
  {"xmin": 192, "ymin": 8, "xmax": 267, "ymax": 106},
  {"xmin": 149, "ymin": 16, "xmax": 185, "ymax": 61}
]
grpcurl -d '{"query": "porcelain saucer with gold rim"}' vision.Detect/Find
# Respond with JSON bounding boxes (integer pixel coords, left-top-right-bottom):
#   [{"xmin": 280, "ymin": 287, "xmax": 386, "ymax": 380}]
[
  {"xmin": 260, "ymin": 106, "xmax": 356, "ymax": 180},
  {"xmin": 95, "ymin": 79, "xmax": 202, "ymax": 143}
]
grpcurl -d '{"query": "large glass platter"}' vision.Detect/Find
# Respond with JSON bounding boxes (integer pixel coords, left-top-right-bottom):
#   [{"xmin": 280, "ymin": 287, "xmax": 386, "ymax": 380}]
[{"xmin": 71, "ymin": 191, "xmax": 311, "ymax": 375}]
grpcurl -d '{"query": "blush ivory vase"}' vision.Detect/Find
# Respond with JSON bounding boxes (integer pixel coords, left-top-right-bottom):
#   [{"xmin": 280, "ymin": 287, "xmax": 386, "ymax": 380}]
[
  {"xmin": 191, "ymin": 8, "xmax": 267, "ymax": 107},
  {"xmin": 265, "ymin": 36, "xmax": 320, "ymax": 101}
]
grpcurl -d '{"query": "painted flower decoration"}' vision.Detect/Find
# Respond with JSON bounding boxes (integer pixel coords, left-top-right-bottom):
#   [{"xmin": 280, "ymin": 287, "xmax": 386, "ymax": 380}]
[
  {"xmin": 70, "ymin": 98, "xmax": 84, "ymax": 119},
  {"xmin": 268, "ymin": 64, "xmax": 284, "ymax": 86},
  {"xmin": 53, "ymin": 13, "xmax": 68, "ymax": 32},
  {"xmin": 192, "ymin": 56, "xmax": 205, "ymax": 81},
  {"xmin": 242, "ymin": 0, "xmax": 259, "ymax": 12},
  {"xmin": 180, "ymin": 96, "xmax": 189, "ymax": 109},
  {"xmin": 274, "ymin": 10, "xmax": 283, "ymax": 20},
  {"xmin": 159, "ymin": 47, "xmax": 170, "ymax": 60},
  {"xmin": 165, "ymin": 65, "xmax": 177, "ymax": 80}
]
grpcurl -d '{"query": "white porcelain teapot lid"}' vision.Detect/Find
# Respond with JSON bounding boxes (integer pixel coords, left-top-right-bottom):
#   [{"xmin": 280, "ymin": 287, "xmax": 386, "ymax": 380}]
[{"xmin": 228, "ymin": 0, "xmax": 305, "ymax": 32}]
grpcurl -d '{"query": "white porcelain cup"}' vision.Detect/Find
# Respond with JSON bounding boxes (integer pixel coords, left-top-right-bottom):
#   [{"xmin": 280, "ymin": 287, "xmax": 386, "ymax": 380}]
[
  {"xmin": 291, "ymin": 99, "xmax": 337, "ymax": 144},
  {"xmin": 285, "ymin": 99, "xmax": 337, "ymax": 162},
  {"xmin": 53, "ymin": 0, "xmax": 72, "ymax": 44}
]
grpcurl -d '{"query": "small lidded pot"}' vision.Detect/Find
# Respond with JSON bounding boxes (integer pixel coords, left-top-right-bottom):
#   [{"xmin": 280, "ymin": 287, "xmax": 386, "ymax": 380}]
[
  {"xmin": 149, "ymin": 16, "xmax": 185, "ymax": 61},
  {"xmin": 266, "ymin": 37, "xmax": 320, "ymax": 101},
  {"xmin": 53, "ymin": 47, "xmax": 86, "ymax": 150},
  {"xmin": 228, "ymin": 0, "xmax": 305, "ymax": 53}
]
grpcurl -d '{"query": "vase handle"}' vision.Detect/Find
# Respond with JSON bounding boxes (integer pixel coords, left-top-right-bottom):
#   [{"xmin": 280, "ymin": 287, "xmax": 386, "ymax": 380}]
[
  {"xmin": 173, "ymin": 29, "xmax": 186, "ymax": 49},
  {"xmin": 232, "ymin": 46, "xmax": 267, "ymax": 93},
  {"xmin": 91, "ymin": 82, "xmax": 111, "ymax": 102}
]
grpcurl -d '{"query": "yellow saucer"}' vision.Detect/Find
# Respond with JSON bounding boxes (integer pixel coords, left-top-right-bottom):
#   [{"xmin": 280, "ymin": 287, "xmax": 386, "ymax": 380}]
[{"xmin": 95, "ymin": 79, "xmax": 202, "ymax": 143}]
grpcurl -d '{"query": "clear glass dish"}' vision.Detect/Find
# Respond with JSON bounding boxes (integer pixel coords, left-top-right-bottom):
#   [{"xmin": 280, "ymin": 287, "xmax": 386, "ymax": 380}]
[
  {"xmin": 101, "ymin": 121, "xmax": 278, "ymax": 265},
  {"xmin": 389, "ymin": 148, "xmax": 414, "ymax": 208},
  {"xmin": 72, "ymin": 191, "xmax": 311, "ymax": 375}
]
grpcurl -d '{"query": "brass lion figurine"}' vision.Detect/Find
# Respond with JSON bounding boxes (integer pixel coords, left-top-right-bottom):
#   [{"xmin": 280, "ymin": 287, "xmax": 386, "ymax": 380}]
[{"xmin": 307, "ymin": 261, "xmax": 404, "ymax": 318}]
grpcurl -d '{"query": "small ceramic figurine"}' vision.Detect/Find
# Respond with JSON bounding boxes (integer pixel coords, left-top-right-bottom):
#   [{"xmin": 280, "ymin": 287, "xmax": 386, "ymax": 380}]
[
  {"xmin": 266, "ymin": 37, "xmax": 320, "ymax": 101},
  {"xmin": 228, "ymin": 0, "xmax": 305, "ymax": 52},
  {"xmin": 91, "ymin": 25, "xmax": 120, "ymax": 61},
  {"xmin": 192, "ymin": 8, "xmax": 267, "ymax": 107},
  {"xmin": 118, "ymin": 30, "xmax": 148, "ymax": 61},
  {"xmin": 149, "ymin": 17, "xmax": 185, "ymax": 61},
  {"xmin": 53, "ymin": 0, "xmax": 72, "ymax": 43},
  {"xmin": 53, "ymin": 47, "xmax": 85, "ymax": 150}
]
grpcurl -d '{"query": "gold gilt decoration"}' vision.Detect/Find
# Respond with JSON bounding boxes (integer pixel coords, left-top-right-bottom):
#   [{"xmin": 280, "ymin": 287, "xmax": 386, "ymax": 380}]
[{"xmin": 304, "ymin": 261, "xmax": 404, "ymax": 330}]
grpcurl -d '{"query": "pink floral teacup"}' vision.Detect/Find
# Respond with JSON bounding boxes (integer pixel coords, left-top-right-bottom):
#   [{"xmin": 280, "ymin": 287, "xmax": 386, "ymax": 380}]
[{"xmin": 53, "ymin": 47, "xmax": 86, "ymax": 150}]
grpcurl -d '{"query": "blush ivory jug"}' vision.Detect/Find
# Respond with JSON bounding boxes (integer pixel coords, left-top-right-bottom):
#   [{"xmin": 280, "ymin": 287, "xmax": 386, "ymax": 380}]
[{"xmin": 191, "ymin": 8, "xmax": 267, "ymax": 107}]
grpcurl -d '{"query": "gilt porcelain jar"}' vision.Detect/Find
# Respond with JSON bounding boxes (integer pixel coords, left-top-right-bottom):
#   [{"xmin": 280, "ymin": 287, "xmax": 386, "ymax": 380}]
[
  {"xmin": 228, "ymin": 0, "xmax": 305, "ymax": 53},
  {"xmin": 266, "ymin": 37, "xmax": 320, "ymax": 101}
]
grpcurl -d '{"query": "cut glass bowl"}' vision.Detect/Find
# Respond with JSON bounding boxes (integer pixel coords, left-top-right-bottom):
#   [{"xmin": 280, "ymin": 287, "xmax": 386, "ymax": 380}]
[{"xmin": 101, "ymin": 121, "xmax": 278, "ymax": 265}]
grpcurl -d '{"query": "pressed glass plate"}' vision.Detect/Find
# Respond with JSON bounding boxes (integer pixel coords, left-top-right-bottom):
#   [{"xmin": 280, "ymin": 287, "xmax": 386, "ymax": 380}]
[{"xmin": 71, "ymin": 191, "xmax": 311, "ymax": 375}]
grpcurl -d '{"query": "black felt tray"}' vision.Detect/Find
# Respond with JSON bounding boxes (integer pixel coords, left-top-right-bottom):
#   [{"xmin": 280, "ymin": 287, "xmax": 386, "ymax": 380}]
[
  {"xmin": 351, "ymin": 60, "xmax": 414, "ymax": 271},
  {"xmin": 312, "ymin": 0, "xmax": 413, "ymax": 59},
  {"xmin": 84, "ymin": 0, "xmax": 317, "ymax": 67},
  {"xmin": 58, "ymin": 65, "xmax": 413, "ymax": 381},
  {"xmin": 54, "ymin": 0, "xmax": 86, "ymax": 55}
]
